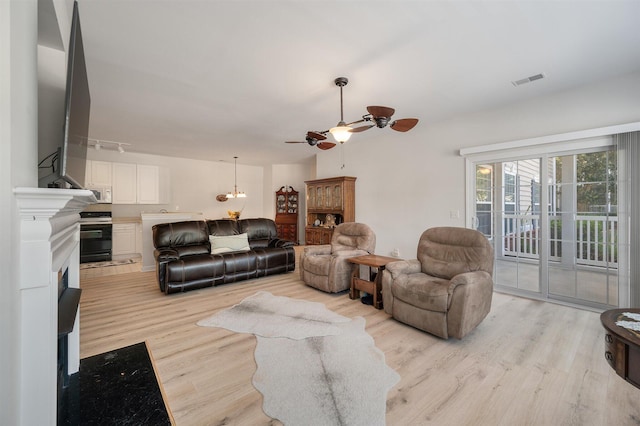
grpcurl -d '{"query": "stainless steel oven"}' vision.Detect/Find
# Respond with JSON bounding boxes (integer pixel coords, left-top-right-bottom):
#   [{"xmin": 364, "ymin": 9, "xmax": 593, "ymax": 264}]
[{"xmin": 80, "ymin": 211, "xmax": 112, "ymax": 263}]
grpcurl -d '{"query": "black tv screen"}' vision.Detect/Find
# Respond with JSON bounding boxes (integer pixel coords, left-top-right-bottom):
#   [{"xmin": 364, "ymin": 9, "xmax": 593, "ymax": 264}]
[{"xmin": 39, "ymin": 1, "xmax": 90, "ymax": 189}]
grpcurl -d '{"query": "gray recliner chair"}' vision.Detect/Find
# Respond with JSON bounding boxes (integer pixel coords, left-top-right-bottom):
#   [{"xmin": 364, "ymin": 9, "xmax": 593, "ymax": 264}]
[
  {"xmin": 300, "ymin": 222, "xmax": 376, "ymax": 293},
  {"xmin": 382, "ymin": 227, "xmax": 494, "ymax": 339}
]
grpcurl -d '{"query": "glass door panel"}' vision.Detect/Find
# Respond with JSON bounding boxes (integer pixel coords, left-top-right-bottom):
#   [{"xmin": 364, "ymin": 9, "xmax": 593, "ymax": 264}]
[
  {"xmin": 494, "ymin": 159, "xmax": 542, "ymax": 293},
  {"xmin": 473, "ymin": 149, "xmax": 619, "ymax": 309}
]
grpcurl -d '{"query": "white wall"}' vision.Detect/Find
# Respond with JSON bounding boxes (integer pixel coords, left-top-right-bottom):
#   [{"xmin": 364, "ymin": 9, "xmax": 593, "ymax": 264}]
[
  {"xmin": 317, "ymin": 71, "xmax": 640, "ymax": 260},
  {"xmin": 1, "ymin": 0, "xmax": 40, "ymax": 423}
]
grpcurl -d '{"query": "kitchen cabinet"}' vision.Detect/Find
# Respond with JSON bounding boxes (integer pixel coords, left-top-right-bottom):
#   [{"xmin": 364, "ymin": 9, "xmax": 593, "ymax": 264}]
[
  {"xmin": 304, "ymin": 176, "xmax": 356, "ymax": 245},
  {"xmin": 112, "ymin": 163, "xmax": 170, "ymax": 205},
  {"xmin": 112, "ymin": 162, "xmax": 137, "ymax": 204},
  {"xmin": 275, "ymin": 186, "xmax": 298, "ymax": 243},
  {"xmin": 112, "ymin": 223, "xmax": 137, "ymax": 256},
  {"xmin": 85, "ymin": 160, "xmax": 112, "ymax": 187}
]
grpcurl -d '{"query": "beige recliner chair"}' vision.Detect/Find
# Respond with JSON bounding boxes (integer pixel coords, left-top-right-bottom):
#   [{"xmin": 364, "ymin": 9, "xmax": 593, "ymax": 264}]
[
  {"xmin": 300, "ymin": 223, "xmax": 376, "ymax": 293},
  {"xmin": 382, "ymin": 227, "xmax": 494, "ymax": 339}
]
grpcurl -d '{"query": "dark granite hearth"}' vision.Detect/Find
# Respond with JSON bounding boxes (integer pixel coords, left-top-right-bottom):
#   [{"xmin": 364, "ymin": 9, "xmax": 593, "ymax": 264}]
[{"xmin": 59, "ymin": 341, "xmax": 172, "ymax": 425}]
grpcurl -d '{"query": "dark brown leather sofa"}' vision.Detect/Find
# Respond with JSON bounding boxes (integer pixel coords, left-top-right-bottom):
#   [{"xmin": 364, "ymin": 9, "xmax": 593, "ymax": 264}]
[{"xmin": 153, "ymin": 218, "xmax": 296, "ymax": 294}]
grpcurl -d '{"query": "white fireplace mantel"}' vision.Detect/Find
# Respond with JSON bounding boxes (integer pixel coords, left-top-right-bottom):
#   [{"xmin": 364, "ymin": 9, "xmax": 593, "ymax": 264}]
[{"xmin": 14, "ymin": 187, "xmax": 95, "ymax": 425}]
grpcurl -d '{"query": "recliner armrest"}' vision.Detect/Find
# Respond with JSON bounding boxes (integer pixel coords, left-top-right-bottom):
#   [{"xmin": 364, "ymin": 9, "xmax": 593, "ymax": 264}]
[
  {"xmin": 448, "ymin": 270, "xmax": 493, "ymax": 294},
  {"xmin": 302, "ymin": 244, "xmax": 332, "ymax": 256},
  {"xmin": 385, "ymin": 259, "xmax": 421, "ymax": 278},
  {"xmin": 333, "ymin": 249, "xmax": 370, "ymax": 258},
  {"xmin": 154, "ymin": 248, "xmax": 179, "ymax": 262}
]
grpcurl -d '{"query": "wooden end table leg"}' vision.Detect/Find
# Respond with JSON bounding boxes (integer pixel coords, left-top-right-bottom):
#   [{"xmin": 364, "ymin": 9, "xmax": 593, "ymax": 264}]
[
  {"xmin": 349, "ymin": 265, "xmax": 359, "ymax": 300},
  {"xmin": 373, "ymin": 266, "xmax": 384, "ymax": 309}
]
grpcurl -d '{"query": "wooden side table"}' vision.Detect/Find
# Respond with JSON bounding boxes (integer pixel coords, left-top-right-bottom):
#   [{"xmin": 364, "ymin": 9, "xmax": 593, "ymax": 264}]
[
  {"xmin": 600, "ymin": 308, "xmax": 640, "ymax": 389},
  {"xmin": 347, "ymin": 254, "xmax": 401, "ymax": 310}
]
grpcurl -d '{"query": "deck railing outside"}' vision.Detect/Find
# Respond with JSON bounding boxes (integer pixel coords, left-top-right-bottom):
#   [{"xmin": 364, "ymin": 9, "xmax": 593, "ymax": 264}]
[{"xmin": 502, "ymin": 214, "xmax": 618, "ymax": 268}]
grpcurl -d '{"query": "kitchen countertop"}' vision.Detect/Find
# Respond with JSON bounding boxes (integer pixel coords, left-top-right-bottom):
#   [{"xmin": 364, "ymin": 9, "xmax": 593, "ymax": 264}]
[{"xmin": 112, "ymin": 216, "xmax": 141, "ymax": 224}]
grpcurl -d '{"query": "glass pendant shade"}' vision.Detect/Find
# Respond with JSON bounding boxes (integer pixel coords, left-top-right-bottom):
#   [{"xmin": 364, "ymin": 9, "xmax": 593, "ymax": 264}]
[{"xmin": 329, "ymin": 122, "xmax": 352, "ymax": 143}]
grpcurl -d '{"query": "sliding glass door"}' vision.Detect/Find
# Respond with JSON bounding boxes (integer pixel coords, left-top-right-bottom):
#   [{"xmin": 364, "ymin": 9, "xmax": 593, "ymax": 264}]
[
  {"xmin": 547, "ymin": 151, "xmax": 618, "ymax": 306},
  {"xmin": 471, "ymin": 148, "xmax": 618, "ymax": 309}
]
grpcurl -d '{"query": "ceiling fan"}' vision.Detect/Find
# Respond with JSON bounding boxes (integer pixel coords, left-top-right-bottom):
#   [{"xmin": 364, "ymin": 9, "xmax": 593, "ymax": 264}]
[
  {"xmin": 285, "ymin": 77, "xmax": 419, "ymax": 150},
  {"xmin": 285, "ymin": 131, "xmax": 336, "ymax": 150}
]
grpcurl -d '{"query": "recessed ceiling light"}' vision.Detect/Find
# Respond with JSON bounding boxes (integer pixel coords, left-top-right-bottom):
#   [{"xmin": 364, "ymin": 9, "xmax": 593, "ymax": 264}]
[{"xmin": 512, "ymin": 73, "xmax": 546, "ymax": 87}]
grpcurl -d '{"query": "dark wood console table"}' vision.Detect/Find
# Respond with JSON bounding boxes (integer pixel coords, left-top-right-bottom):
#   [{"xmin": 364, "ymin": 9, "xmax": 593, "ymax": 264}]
[{"xmin": 600, "ymin": 308, "xmax": 640, "ymax": 389}]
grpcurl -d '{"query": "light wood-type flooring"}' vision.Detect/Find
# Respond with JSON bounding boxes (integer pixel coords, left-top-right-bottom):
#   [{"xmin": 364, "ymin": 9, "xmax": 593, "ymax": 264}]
[{"xmin": 79, "ymin": 249, "xmax": 640, "ymax": 425}]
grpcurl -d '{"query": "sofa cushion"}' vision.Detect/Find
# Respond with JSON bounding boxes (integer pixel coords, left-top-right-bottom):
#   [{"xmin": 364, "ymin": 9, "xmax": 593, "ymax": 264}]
[
  {"xmin": 207, "ymin": 219, "xmax": 240, "ymax": 236},
  {"xmin": 302, "ymin": 255, "xmax": 332, "ymax": 277},
  {"xmin": 175, "ymin": 245, "xmax": 210, "ymax": 257},
  {"xmin": 238, "ymin": 218, "xmax": 277, "ymax": 240},
  {"xmin": 153, "ymin": 221, "xmax": 209, "ymax": 249},
  {"xmin": 210, "ymin": 233, "xmax": 250, "ymax": 254},
  {"xmin": 391, "ymin": 272, "xmax": 451, "ymax": 312}
]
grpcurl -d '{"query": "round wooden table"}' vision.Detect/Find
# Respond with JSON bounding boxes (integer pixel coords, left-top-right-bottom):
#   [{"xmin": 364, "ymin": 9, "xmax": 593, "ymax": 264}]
[{"xmin": 600, "ymin": 308, "xmax": 640, "ymax": 389}]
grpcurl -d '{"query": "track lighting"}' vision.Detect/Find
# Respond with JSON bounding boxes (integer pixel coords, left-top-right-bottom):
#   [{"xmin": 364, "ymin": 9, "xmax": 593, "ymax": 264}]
[{"xmin": 89, "ymin": 138, "xmax": 131, "ymax": 152}]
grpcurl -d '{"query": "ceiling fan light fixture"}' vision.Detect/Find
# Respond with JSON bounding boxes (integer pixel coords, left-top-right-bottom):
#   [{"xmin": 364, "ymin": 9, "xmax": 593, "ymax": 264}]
[
  {"xmin": 329, "ymin": 121, "xmax": 352, "ymax": 143},
  {"xmin": 329, "ymin": 77, "xmax": 353, "ymax": 143}
]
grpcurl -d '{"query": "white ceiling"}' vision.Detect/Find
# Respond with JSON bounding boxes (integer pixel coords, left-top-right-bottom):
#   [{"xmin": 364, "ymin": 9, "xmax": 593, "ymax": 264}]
[{"xmin": 73, "ymin": 0, "xmax": 640, "ymax": 166}]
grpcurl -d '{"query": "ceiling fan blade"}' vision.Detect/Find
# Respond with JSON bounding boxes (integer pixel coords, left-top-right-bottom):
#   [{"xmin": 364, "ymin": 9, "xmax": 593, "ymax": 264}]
[
  {"xmin": 307, "ymin": 131, "xmax": 326, "ymax": 141},
  {"xmin": 317, "ymin": 142, "xmax": 336, "ymax": 150},
  {"xmin": 390, "ymin": 118, "xmax": 419, "ymax": 132},
  {"xmin": 367, "ymin": 105, "xmax": 395, "ymax": 118},
  {"xmin": 285, "ymin": 141, "xmax": 307, "ymax": 144},
  {"xmin": 350, "ymin": 125, "xmax": 374, "ymax": 133}
]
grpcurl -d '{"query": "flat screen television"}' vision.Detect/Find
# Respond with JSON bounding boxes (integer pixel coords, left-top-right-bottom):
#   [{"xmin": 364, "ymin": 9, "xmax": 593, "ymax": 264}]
[{"xmin": 39, "ymin": 1, "xmax": 90, "ymax": 189}]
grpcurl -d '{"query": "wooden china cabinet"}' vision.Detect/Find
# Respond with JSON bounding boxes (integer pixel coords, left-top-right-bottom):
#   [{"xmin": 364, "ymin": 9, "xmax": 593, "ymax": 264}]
[
  {"xmin": 304, "ymin": 176, "xmax": 356, "ymax": 245},
  {"xmin": 275, "ymin": 186, "xmax": 299, "ymax": 243}
]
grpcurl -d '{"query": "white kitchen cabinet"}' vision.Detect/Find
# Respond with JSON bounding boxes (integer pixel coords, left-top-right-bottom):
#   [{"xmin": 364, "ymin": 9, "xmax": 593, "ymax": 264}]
[
  {"xmin": 112, "ymin": 163, "xmax": 169, "ymax": 205},
  {"xmin": 112, "ymin": 223, "xmax": 137, "ymax": 256},
  {"xmin": 111, "ymin": 162, "xmax": 137, "ymax": 204},
  {"xmin": 85, "ymin": 160, "xmax": 112, "ymax": 186}
]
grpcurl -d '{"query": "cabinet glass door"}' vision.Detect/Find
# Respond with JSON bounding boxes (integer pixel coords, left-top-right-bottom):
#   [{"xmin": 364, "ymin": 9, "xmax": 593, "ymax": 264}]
[
  {"xmin": 333, "ymin": 184, "xmax": 342, "ymax": 209},
  {"xmin": 308, "ymin": 186, "xmax": 316, "ymax": 209},
  {"xmin": 325, "ymin": 186, "xmax": 332, "ymax": 209}
]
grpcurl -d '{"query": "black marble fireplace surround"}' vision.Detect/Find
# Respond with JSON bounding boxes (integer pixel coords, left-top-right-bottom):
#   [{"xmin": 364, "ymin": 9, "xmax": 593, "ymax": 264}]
[{"xmin": 58, "ymin": 342, "xmax": 172, "ymax": 425}]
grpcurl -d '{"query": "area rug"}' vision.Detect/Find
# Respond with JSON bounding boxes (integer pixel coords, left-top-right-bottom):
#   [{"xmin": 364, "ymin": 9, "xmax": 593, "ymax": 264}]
[
  {"xmin": 80, "ymin": 258, "xmax": 136, "ymax": 269},
  {"xmin": 197, "ymin": 291, "xmax": 400, "ymax": 426}
]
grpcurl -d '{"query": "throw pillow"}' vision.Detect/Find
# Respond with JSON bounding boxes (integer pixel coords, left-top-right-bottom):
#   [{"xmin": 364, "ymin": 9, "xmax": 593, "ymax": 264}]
[{"xmin": 210, "ymin": 233, "xmax": 250, "ymax": 254}]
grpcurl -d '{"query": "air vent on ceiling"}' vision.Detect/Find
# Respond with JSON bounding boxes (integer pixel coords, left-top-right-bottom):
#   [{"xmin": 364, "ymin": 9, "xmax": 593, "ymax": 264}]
[{"xmin": 512, "ymin": 73, "xmax": 546, "ymax": 87}]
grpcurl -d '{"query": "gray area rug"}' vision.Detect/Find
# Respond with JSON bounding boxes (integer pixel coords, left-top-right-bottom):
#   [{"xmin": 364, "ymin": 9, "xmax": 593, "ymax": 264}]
[
  {"xmin": 197, "ymin": 291, "xmax": 400, "ymax": 426},
  {"xmin": 80, "ymin": 258, "xmax": 136, "ymax": 269}
]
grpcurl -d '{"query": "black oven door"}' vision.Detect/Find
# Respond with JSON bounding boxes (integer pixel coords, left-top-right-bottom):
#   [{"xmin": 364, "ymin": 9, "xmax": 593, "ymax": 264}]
[{"xmin": 80, "ymin": 224, "xmax": 112, "ymax": 263}]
